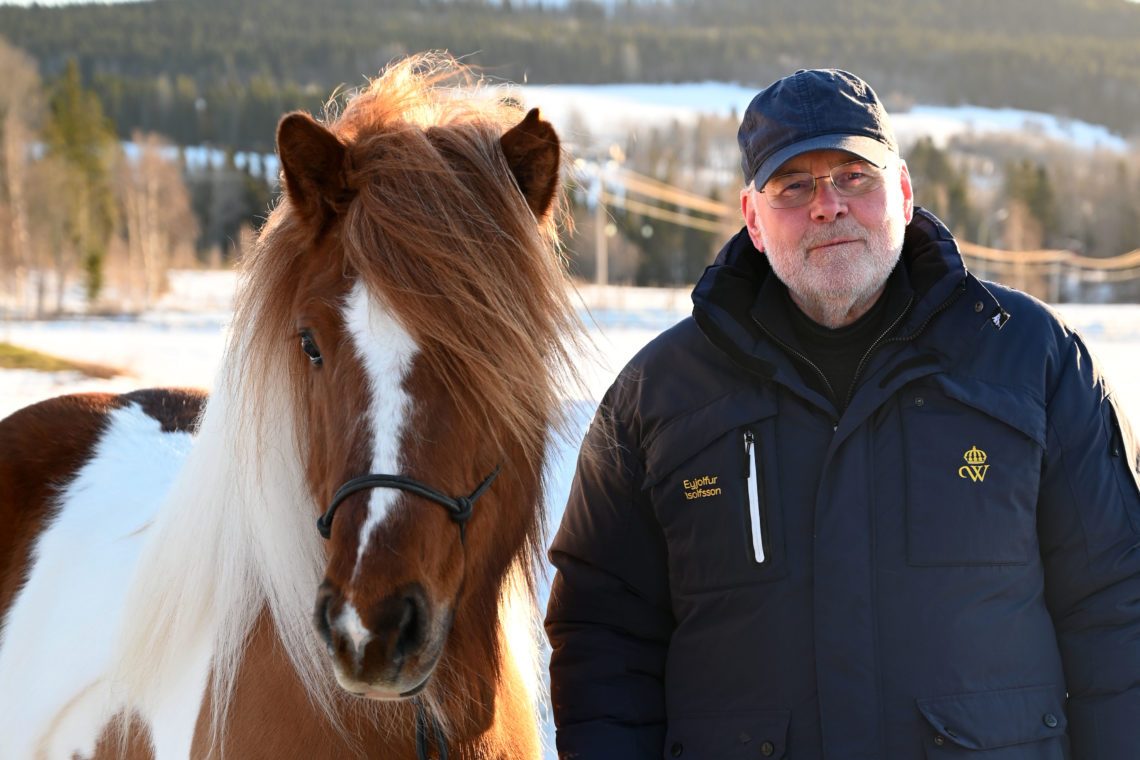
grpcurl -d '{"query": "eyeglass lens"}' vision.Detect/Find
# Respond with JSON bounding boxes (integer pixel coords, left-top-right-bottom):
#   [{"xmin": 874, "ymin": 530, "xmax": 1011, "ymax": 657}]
[{"xmin": 762, "ymin": 160, "xmax": 885, "ymax": 209}]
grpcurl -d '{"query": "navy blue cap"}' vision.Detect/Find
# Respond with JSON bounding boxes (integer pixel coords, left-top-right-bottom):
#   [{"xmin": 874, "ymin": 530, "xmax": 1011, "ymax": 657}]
[{"xmin": 738, "ymin": 69, "xmax": 898, "ymax": 189}]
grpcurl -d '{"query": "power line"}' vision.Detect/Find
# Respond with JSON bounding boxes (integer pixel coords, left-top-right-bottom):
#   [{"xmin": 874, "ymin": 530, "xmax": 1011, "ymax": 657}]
[
  {"xmin": 600, "ymin": 190, "xmax": 728, "ymax": 234},
  {"xmin": 615, "ymin": 168, "xmax": 734, "ymax": 217},
  {"xmin": 588, "ymin": 165, "xmax": 1140, "ymax": 283},
  {"xmin": 960, "ymin": 242, "xmax": 1140, "ymax": 271}
]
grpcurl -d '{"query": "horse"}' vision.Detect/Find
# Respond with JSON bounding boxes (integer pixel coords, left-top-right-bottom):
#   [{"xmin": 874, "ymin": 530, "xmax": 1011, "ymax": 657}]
[{"xmin": 0, "ymin": 54, "xmax": 581, "ymax": 760}]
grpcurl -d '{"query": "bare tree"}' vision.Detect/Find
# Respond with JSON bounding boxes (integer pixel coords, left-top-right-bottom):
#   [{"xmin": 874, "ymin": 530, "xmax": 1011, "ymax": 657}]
[
  {"xmin": 24, "ymin": 155, "xmax": 76, "ymax": 315},
  {"xmin": 114, "ymin": 131, "xmax": 199, "ymax": 309},
  {"xmin": 0, "ymin": 38, "xmax": 44, "ymax": 316}
]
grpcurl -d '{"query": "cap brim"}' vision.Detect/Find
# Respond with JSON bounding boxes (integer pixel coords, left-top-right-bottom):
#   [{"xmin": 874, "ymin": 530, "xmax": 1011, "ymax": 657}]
[{"xmin": 751, "ymin": 134, "xmax": 894, "ymax": 190}]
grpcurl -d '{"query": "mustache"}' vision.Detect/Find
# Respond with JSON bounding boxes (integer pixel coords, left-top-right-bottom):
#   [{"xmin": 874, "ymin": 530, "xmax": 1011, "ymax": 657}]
[{"xmin": 802, "ymin": 222, "xmax": 866, "ymax": 249}]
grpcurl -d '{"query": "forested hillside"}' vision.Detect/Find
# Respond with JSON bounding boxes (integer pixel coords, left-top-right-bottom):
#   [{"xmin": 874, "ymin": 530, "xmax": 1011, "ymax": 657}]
[
  {"xmin": 1, "ymin": 0, "xmax": 1139, "ymax": 152},
  {"xmin": 1, "ymin": 0, "xmax": 1138, "ymax": 304}
]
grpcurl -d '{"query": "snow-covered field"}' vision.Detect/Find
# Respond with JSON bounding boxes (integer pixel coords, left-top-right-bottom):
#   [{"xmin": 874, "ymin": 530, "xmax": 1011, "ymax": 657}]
[
  {"xmin": 3, "ymin": 272, "xmax": 1138, "ymax": 425},
  {"xmin": 2, "ymin": 272, "xmax": 1139, "ymax": 757},
  {"xmin": 520, "ymin": 83, "xmax": 1133, "ymax": 152}
]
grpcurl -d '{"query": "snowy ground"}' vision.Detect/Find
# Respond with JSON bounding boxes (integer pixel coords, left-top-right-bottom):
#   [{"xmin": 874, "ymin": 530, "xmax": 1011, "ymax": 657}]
[
  {"xmin": 519, "ymin": 83, "xmax": 1133, "ymax": 152},
  {"xmin": 2, "ymin": 272, "xmax": 1139, "ymax": 757},
  {"xmin": 3, "ymin": 273, "xmax": 1137, "ymax": 425}
]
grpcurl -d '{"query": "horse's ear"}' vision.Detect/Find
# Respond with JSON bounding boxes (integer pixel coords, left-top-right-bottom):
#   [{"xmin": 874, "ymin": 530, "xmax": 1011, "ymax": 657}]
[
  {"xmin": 277, "ymin": 111, "xmax": 351, "ymax": 224},
  {"xmin": 500, "ymin": 108, "xmax": 560, "ymax": 220}
]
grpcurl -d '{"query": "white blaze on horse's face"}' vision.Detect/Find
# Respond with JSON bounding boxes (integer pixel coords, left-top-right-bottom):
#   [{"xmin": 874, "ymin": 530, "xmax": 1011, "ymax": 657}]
[
  {"xmin": 342, "ymin": 280, "xmax": 419, "ymax": 577},
  {"xmin": 335, "ymin": 603, "xmax": 372, "ymax": 674}
]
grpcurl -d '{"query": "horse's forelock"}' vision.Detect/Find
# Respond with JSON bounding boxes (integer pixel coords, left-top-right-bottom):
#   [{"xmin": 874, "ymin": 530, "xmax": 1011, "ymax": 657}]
[{"xmin": 328, "ymin": 57, "xmax": 581, "ymax": 576}]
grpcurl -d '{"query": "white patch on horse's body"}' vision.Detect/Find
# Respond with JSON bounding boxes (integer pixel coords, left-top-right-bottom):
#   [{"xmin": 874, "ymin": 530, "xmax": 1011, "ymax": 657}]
[
  {"xmin": 343, "ymin": 281, "xmax": 419, "ymax": 576},
  {"xmin": 102, "ymin": 330, "xmax": 333, "ymax": 750},
  {"xmin": 0, "ymin": 403, "xmax": 199, "ymax": 759}
]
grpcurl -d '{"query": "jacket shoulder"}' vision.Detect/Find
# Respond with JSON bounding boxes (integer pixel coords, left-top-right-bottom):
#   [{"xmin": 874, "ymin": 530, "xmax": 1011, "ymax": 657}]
[
  {"xmin": 597, "ymin": 316, "xmax": 775, "ymax": 486},
  {"xmin": 606, "ymin": 316, "xmax": 755, "ymax": 422},
  {"xmin": 957, "ymin": 279, "xmax": 1112, "ymax": 417},
  {"xmin": 982, "ymin": 280, "xmax": 1073, "ymax": 342}
]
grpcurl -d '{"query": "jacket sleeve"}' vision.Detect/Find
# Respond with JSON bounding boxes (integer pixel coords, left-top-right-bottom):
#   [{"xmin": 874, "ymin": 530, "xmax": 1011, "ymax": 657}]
[
  {"xmin": 545, "ymin": 383, "xmax": 675, "ymax": 759},
  {"xmin": 1036, "ymin": 333, "xmax": 1140, "ymax": 758}
]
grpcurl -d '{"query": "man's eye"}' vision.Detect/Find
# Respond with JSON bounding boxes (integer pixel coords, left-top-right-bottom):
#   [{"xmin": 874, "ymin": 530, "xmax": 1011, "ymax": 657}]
[{"xmin": 778, "ymin": 180, "xmax": 810, "ymax": 194}]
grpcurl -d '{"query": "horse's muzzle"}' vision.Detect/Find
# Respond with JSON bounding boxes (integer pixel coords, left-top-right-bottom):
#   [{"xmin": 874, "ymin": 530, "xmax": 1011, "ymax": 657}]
[{"xmin": 314, "ymin": 581, "xmax": 447, "ymax": 700}]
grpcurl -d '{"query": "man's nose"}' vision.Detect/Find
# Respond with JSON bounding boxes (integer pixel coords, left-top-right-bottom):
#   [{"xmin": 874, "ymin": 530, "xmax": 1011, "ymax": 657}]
[{"xmin": 809, "ymin": 178, "xmax": 848, "ymax": 223}]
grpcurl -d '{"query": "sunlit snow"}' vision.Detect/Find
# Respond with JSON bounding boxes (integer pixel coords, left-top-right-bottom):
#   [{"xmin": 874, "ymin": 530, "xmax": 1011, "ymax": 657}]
[{"xmin": 520, "ymin": 83, "xmax": 1133, "ymax": 152}]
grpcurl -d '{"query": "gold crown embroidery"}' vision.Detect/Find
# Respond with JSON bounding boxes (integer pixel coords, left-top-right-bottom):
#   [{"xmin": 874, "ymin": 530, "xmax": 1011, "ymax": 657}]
[{"xmin": 958, "ymin": 446, "xmax": 990, "ymax": 482}]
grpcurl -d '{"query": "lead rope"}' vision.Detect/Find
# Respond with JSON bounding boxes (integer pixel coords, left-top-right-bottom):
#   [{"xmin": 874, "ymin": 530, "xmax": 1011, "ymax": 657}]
[{"xmin": 415, "ymin": 699, "xmax": 449, "ymax": 760}]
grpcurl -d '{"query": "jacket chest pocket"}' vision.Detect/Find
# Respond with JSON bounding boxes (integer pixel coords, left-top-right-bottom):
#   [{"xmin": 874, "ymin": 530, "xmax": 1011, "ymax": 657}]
[
  {"xmin": 900, "ymin": 376, "xmax": 1046, "ymax": 567},
  {"xmin": 645, "ymin": 398, "xmax": 786, "ymax": 595}
]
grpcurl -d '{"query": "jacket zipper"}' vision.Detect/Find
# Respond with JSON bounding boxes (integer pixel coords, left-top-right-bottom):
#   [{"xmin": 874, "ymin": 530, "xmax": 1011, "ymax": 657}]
[
  {"xmin": 842, "ymin": 295, "xmax": 916, "ymax": 410},
  {"xmin": 751, "ymin": 319, "xmax": 837, "ymax": 409},
  {"xmin": 887, "ymin": 281, "xmax": 967, "ymax": 346},
  {"xmin": 752, "ymin": 281, "xmax": 966, "ymax": 416},
  {"xmin": 743, "ymin": 430, "xmax": 766, "ymax": 564},
  {"xmin": 852, "ymin": 281, "xmax": 967, "ymax": 397}
]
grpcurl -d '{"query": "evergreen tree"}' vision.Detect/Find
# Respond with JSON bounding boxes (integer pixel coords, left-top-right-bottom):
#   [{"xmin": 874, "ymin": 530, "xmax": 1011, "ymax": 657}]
[
  {"xmin": 42, "ymin": 59, "xmax": 117, "ymax": 304},
  {"xmin": 905, "ymin": 137, "xmax": 977, "ymax": 240},
  {"xmin": 1027, "ymin": 164, "xmax": 1058, "ymax": 245},
  {"xmin": 1002, "ymin": 159, "xmax": 1060, "ymax": 250}
]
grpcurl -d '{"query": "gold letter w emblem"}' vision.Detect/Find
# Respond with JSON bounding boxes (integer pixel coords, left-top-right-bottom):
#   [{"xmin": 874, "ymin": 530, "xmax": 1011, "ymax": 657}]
[
  {"xmin": 958, "ymin": 464, "xmax": 990, "ymax": 482},
  {"xmin": 958, "ymin": 446, "xmax": 990, "ymax": 483}
]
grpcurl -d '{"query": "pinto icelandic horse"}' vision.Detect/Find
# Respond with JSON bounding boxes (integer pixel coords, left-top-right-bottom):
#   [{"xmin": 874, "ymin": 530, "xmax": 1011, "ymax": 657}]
[{"xmin": 0, "ymin": 55, "xmax": 581, "ymax": 760}]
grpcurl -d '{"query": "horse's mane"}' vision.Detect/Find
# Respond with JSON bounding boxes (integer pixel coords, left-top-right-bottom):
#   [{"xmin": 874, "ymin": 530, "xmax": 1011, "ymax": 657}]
[
  {"xmin": 109, "ymin": 53, "xmax": 580, "ymax": 749},
  {"xmin": 245, "ymin": 49, "xmax": 580, "ymax": 584}
]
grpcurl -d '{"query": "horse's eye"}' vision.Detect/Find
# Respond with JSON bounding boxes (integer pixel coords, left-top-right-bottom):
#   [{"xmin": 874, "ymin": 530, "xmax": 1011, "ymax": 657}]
[{"xmin": 299, "ymin": 331, "xmax": 323, "ymax": 366}]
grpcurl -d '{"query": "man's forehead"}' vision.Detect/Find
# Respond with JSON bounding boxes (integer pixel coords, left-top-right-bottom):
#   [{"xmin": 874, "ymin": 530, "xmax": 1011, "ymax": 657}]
[{"xmin": 774, "ymin": 149, "xmax": 866, "ymax": 174}]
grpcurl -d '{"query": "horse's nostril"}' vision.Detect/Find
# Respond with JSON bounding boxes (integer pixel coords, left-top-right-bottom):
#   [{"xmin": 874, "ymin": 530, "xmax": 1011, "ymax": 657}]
[
  {"xmin": 368, "ymin": 584, "xmax": 428, "ymax": 663},
  {"xmin": 313, "ymin": 584, "xmax": 335, "ymax": 652},
  {"xmin": 395, "ymin": 595, "xmax": 422, "ymax": 658}
]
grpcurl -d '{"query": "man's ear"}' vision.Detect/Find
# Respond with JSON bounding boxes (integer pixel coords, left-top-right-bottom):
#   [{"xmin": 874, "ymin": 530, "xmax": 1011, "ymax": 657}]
[
  {"xmin": 740, "ymin": 187, "xmax": 766, "ymax": 252},
  {"xmin": 898, "ymin": 159, "xmax": 915, "ymax": 225},
  {"xmin": 500, "ymin": 108, "xmax": 560, "ymax": 220}
]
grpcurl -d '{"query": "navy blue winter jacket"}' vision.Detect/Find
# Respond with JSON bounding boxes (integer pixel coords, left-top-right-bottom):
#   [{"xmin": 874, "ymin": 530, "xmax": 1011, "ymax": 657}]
[{"xmin": 545, "ymin": 209, "xmax": 1140, "ymax": 759}]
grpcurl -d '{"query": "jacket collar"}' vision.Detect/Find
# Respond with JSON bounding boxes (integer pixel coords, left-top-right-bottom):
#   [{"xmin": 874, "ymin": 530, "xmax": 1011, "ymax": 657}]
[{"xmin": 691, "ymin": 208, "xmax": 999, "ymax": 373}]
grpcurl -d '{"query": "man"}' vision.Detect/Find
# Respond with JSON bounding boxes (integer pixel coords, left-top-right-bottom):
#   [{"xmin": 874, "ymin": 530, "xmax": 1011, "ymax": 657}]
[{"xmin": 545, "ymin": 69, "xmax": 1140, "ymax": 759}]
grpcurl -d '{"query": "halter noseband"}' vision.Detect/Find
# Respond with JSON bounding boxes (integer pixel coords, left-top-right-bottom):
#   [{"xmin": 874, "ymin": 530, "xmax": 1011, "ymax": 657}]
[
  {"xmin": 315, "ymin": 465, "xmax": 501, "ymax": 760},
  {"xmin": 316, "ymin": 465, "xmax": 501, "ymax": 543}
]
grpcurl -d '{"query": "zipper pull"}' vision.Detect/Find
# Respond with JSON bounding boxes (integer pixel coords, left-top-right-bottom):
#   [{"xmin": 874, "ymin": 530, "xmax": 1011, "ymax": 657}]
[
  {"xmin": 744, "ymin": 430, "xmax": 765, "ymax": 564},
  {"xmin": 743, "ymin": 430, "xmax": 754, "ymax": 476}
]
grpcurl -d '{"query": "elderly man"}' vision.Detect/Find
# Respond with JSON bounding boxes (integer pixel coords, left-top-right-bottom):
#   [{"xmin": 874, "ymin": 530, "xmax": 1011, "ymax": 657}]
[{"xmin": 545, "ymin": 69, "xmax": 1140, "ymax": 759}]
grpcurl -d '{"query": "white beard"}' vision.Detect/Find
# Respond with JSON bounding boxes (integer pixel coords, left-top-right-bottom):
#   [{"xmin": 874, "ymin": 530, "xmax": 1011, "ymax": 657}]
[{"xmin": 764, "ymin": 211, "xmax": 906, "ymax": 328}]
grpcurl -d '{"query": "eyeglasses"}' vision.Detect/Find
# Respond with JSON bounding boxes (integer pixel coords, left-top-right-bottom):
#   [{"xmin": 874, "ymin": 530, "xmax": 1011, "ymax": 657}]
[{"xmin": 759, "ymin": 159, "xmax": 886, "ymax": 209}]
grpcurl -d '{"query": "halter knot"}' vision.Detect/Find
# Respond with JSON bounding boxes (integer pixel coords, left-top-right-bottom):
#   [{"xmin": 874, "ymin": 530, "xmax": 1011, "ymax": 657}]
[{"xmin": 452, "ymin": 496, "xmax": 474, "ymax": 524}]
